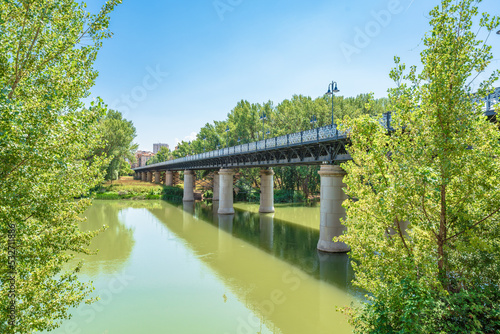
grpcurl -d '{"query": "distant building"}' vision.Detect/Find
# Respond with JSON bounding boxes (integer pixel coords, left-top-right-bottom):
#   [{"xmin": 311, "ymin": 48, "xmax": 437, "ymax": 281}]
[
  {"xmin": 134, "ymin": 150, "xmax": 155, "ymax": 167},
  {"xmin": 153, "ymin": 143, "xmax": 169, "ymax": 154}
]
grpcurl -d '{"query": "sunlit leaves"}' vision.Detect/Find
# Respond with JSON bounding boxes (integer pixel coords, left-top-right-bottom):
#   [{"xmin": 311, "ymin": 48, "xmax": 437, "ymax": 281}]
[
  {"xmin": 339, "ymin": 1, "xmax": 500, "ymax": 332},
  {"xmin": 0, "ymin": 0, "xmax": 121, "ymax": 332}
]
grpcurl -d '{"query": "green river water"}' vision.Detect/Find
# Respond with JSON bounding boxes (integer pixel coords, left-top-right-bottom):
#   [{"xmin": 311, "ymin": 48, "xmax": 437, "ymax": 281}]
[{"xmin": 45, "ymin": 200, "xmax": 357, "ymax": 334}]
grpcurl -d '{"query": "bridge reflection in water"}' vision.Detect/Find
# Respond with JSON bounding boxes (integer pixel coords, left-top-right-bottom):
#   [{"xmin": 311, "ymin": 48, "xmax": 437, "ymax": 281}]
[{"xmin": 149, "ymin": 200, "xmax": 357, "ymax": 334}]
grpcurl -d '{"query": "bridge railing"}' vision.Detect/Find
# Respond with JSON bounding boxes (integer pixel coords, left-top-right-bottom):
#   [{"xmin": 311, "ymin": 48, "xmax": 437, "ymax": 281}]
[{"xmin": 141, "ymin": 124, "xmax": 350, "ymax": 170}]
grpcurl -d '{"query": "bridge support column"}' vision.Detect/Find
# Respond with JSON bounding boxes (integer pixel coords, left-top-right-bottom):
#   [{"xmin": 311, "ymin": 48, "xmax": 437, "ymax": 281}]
[
  {"xmin": 183, "ymin": 170, "xmax": 195, "ymax": 202},
  {"xmin": 154, "ymin": 171, "xmax": 161, "ymax": 184},
  {"xmin": 317, "ymin": 165, "xmax": 350, "ymax": 253},
  {"xmin": 259, "ymin": 168, "xmax": 275, "ymax": 213},
  {"xmin": 165, "ymin": 171, "xmax": 173, "ymax": 186},
  {"xmin": 218, "ymin": 169, "xmax": 234, "ymax": 215},
  {"xmin": 141, "ymin": 172, "xmax": 147, "ymax": 182},
  {"xmin": 213, "ymin": 172, "xmax": 219, "ymax": 201},
  {"xmin": 146, "ymin": 171, "xmax": 152, "ymax": 183}
]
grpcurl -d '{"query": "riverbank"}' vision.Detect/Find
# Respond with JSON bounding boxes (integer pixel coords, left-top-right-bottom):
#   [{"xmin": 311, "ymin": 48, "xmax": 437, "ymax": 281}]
[{"xmin": 95, "ymin": 176, "xmax": 183, "ymax": 200}]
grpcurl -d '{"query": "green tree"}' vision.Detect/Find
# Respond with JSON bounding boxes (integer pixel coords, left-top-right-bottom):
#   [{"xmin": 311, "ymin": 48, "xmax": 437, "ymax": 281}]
[
  {"xmin": 146, "ymin": 146, "xmax": 172, "ymax": 165},
  {"xmin": 94, "ymin": 109, "xmax": 137, "ymax": 180},
  {"xmin": 339, "ymin": 1, "xmax": 500, "ymax": 332},
  {"xmin": 0, "ymin": 0, "xmax": 120, "ymax": 332}
]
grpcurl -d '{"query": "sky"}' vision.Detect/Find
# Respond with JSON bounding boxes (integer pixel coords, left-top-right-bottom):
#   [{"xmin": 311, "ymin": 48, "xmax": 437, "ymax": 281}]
[{"xmin": 86, "ymin": 0, "xmax": 500, "ymax": 151}]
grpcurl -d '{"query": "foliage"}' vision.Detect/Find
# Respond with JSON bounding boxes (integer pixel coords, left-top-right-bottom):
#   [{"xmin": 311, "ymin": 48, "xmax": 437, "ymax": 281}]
[
  {"xmin": 339, "ymin": 1, "xmax": 500, "ymax": 332},
  {"xmin": 162, "ymin": 186, "xmax": 184, "ymax": 201},
  {"xmin": 93, "ymin": 109, "xmax": 137, "ymax": 179},
  {"xmin": 0, "ymin": 0, "xmax": 121, "ymax": 332},
  {"xmin": 146, "ymin": 146, "xmax": 172, "ymax": 165},
  {"xmin": 95, "ymin": 180, "xmax": 163, "ymax": 200},
  {"xmin": 234, "ymin": 177, "xmax": 260, "ymax": 202},
  {"xmin": 273, "ymin": 189, "xmax": 306, "ymax": 203}
]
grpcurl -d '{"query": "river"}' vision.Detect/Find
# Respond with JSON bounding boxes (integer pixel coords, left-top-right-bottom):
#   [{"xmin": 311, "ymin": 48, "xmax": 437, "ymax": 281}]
[{"xmin": 45, "ymin": 200, "xmax": 357, "ymax": 334}]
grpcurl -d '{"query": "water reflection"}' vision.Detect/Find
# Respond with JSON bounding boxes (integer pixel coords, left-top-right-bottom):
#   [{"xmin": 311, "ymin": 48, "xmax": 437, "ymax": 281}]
[
  {"xmin": 180, "ymin": 201, "xmax": 355, "ymax": 291},
  {"xmin": 260, "ymin": 214, "xmax": 274, "ymax": 251},
  {"xmin": 77, "ymin": 201, "xmax": 135, "ymax": 275},
  {"xmin": 148, "ymin": 201, "xmax": 355, "ymax": 334}
]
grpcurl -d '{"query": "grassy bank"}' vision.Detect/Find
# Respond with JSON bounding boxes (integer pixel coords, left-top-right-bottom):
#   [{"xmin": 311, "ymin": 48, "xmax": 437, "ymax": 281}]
[{"xmin": 95, "ymin": 176, "xmax": 183, "ymax": 200}]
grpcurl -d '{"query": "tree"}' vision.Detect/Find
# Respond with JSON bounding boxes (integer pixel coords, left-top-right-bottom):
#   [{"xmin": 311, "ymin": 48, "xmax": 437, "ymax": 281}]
[
  {"xmin": 339, "ymin": 1, "xmax": 500, "ymax": 332},
  {"xmin": 146, "ymin": 146, "xmax": 172, "ymax": 165},
  {"xmin": 0, "ymin": 0, "xmax": 120, "ymax": 332},
  {"xmin": 93, "ymin": 109, "xmax": 137, "ymax": 179}
]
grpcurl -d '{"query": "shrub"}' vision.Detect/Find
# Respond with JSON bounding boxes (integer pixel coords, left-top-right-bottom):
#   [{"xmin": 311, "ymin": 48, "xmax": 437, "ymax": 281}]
[
  {"xmin": 274, "ymin": 189, "xmax": 305, "ymax": 203},
  {"xmin": 95, "ymin": 192, "xmax": 121, "ymax": 200},
  {"xmin": 162, "ymin": 185, "xmax": 184, "ymax": 201}
]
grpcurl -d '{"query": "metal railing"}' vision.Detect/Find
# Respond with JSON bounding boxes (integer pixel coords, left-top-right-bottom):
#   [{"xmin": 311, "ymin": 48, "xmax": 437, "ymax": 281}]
[{"xmin": 140, "ymin": 124, "xmax": 349, "ymax": 170}]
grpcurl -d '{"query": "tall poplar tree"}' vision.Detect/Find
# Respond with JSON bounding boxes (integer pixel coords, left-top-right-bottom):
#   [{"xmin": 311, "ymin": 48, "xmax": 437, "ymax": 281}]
[
  {"xmin": 0, "ymin": 1, "xmax": 120, "ymax": 332},
  {"xmin": 340, "ymin": 0, "xmax": 500, "ymax": 332}
]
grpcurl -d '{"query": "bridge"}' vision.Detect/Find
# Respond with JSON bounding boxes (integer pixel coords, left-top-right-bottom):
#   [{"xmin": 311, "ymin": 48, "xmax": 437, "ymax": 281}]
[{"xmin": 133, "ymin": 88, "xmax": 499, "ymax": 253}]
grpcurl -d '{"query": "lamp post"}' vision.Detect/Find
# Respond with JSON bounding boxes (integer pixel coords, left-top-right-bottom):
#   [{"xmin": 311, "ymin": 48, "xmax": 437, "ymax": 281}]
[
  {"xmin": 225, "ymin": 126, "xmax": 230, "ymax": 147},
  {"xmin": 259, "ymin": 112, "xmax": 267, "ymax": 140},
  {"xmin": 203, "ymin": 136, "xmax": 206, "ymax": 152},
  {"xmin": 497, "ymin": 30, "xmax": 500, "ymax": 35},
  {"xmin": 325, "ymin": 81, "xmax": 339, "ymax": 127},
  {"xmin": 310, "ymin": 115, "xmax": 317, "ymax": 129}
]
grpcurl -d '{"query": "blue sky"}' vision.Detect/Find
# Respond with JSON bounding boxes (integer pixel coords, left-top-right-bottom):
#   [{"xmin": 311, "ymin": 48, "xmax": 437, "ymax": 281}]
[{"xmin": 87, "ymin": 0, "xmax": 500, "ymax": 151}]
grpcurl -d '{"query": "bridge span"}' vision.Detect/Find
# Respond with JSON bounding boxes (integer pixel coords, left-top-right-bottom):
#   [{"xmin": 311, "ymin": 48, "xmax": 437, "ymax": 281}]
[{"xmin": 132, "ymin": 89, "xmax": 499, "ymax": 253}]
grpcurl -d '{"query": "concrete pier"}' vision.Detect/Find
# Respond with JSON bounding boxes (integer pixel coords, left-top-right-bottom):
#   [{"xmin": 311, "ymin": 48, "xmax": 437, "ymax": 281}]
[
  {"xmin": 154, "ymin": 171, "xmax": 161, "ymax": 184},
  {"xmin": 217, "ymin": 169, "xmax": 234, "ymax": 215},
  {"xmin": 183, "ymin": 170, "xmax": 195, "ymax": 202},
  {"xmin": 146, "ymin": 171, "xmax": 152, "ymax": 183},
  {"xmin": 165, "ymin": 171, "xmax": 173, "ymax": 186},
  {"xmin": 317, "ymin": 165, "xmax": 350, "ymax": 253},
  {"xmin": 259, "ymin": 169, "xmax": 275, "ymax": 213},
  {"xmin": 213, "ymin": 171, "xmax": 220, "ymax": 201}
]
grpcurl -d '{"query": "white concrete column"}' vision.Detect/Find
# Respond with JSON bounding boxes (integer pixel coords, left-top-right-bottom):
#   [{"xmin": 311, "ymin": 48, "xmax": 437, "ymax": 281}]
[
  {"xmin": 218, "ymin": 168, "xmax": 234, "ymax": 215},
  {"xmin": 165, "ymin": 171, "xmax": 173, "ymax": 186},
  {"xmin": 259, "ymin": 168, "xmax": 275, "ymax": 213},
  {"xmin": 183, "ymin": 170, "xmax": 195, "ymax": 202},
  {"xmin": 146, "ymin": 172, "xmax": 152, "ymax": 182},
  {"xmin": 213, "ymin": 171, "xmax": 220, "ymax": 201},
  {"xmin": 317, "ymin": 165, "xmax": 350, "ymax": 253},
  {"xmin": 154, "ymin": 171, "xmax": 161, "ymax": 184}
]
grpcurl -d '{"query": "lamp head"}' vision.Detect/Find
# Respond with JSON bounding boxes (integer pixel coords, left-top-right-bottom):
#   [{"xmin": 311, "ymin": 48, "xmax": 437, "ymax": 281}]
[{"xmin": 332, "ymin": 82, "xmax": 339, "ymax": 93}]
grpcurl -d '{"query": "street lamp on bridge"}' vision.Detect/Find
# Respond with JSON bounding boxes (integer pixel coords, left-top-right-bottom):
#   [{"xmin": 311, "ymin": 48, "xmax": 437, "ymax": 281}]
[
  {"xmin": 225, "ymin": 126, "xmax": 230, "ymax": 147},
  {"xmin": 260, "ymin": 112, "xmax": 267, "ymax": 140},
  {"xmin": 310, "ymin": 115, "xmax": 317, "ymax": 129},
  {"xmin": 325, "ymin": 81, "xmax": 339, "ymax": 127}
]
